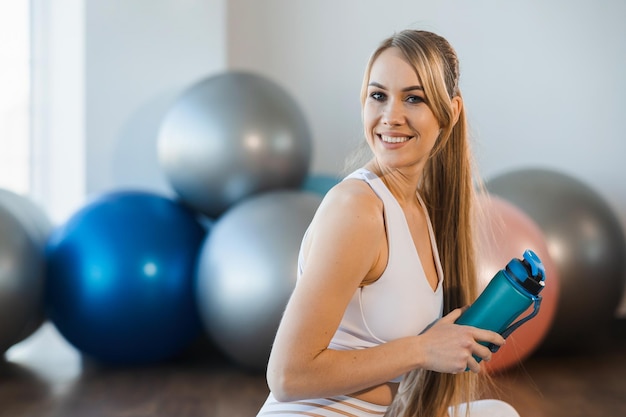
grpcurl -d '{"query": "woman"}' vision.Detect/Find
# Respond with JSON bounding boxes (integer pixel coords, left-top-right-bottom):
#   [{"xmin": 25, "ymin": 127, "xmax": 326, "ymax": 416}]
[{"xmin": 256, "ymin": 30, "xmax": 520, "ymax": 417}]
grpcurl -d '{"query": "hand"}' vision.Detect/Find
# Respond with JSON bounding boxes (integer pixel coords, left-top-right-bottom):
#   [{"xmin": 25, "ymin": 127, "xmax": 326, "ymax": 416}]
[{"xmin": 416, "ymin": 308, "xmax": 506, "ymax": 374}]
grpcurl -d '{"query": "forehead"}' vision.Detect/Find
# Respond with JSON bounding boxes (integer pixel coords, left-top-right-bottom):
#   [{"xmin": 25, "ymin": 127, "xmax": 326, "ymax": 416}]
[{"xmin": 368, "ymin": 47, "xmax": 420, "ymax": 86}]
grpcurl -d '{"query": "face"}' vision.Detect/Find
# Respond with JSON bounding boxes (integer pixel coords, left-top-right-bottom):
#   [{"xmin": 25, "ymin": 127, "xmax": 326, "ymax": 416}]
[{"xmin": 363, "ymin": 47, "xmax": 441, "ymax": 174}]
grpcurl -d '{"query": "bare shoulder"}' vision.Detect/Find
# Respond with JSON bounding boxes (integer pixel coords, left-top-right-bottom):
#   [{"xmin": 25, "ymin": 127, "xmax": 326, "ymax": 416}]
[
  {"xmin": 306, "ymin": 178, "xmax": 383, "ymax": 246},
  {"xmin": 318, "ymin": 178, "xmax": 382, "ymax": 219}
]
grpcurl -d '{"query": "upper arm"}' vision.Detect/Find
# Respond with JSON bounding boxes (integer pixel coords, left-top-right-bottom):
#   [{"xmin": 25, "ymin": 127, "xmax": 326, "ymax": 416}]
[{"xmin": 268, "ymin": 181, "xmax": 384, "ymax": 368}]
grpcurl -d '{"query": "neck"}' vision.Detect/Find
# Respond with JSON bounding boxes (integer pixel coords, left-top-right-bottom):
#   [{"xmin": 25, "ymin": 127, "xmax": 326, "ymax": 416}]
[{"xmin": 365, "ymin": 160, "xmax": 423, "ymax": 206}]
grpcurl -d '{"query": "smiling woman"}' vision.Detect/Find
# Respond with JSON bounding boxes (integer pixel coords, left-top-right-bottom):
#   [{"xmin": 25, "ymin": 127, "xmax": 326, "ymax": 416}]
[
  {"xmin": 255, "ymin": 29, "xmax": 520, "ymax": 417},
  {"xmin": 0, "ymin": 1, "xmax": 31, "ymax": 195}
]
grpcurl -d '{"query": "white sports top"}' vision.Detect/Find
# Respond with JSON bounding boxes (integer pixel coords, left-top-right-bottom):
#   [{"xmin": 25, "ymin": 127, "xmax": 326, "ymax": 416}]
[{"xmin": 298, "ymin": 168, "xmax": 444, "ymax": 382}]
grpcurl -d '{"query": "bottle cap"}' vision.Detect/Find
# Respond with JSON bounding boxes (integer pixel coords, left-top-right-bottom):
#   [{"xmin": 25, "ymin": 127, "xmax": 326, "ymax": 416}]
[{"xmin": 505, "ymin": 249, "xmax": 546, "ymax": 295}]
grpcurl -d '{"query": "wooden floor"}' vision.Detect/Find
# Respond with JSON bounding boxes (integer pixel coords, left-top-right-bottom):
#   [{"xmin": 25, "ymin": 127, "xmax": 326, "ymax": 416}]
[{"xmin": 1, "ymin": 320, "xmax": 625, "ymax": 417}]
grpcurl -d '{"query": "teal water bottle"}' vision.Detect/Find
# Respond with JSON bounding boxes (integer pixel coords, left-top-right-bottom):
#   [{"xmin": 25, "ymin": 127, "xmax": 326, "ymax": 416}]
[{"xmin": 455, "ymin": 249, "xmax": 546, "ymax": 362}]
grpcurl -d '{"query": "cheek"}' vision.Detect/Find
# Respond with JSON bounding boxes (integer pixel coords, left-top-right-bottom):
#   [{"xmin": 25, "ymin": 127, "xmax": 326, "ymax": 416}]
[
  {"xmin": 362, "ymin": 107, "xmax": 378, "ymax": 134},
  {"xmin": 415, "ymin": 113, "xmax": 441, "ymax": 136},
  {"xmin": 362, "ymin": 104, "xmax": 375, "ymax": 122}
]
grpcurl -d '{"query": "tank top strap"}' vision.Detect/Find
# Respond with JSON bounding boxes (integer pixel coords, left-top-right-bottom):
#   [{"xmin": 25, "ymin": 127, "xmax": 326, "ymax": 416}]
[{"xmin": 343, "ymin": 168, "xmax": 398, "ymax": 208}]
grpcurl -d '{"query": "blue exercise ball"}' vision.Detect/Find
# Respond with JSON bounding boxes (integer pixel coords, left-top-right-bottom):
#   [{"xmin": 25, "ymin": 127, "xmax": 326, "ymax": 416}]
[
  {"xmin": 0, "ymin": 189, "xmax": 51, "ymax": 354},
  {"xmin": 158, "ymin": 71, "xmax": 312, "ymax": 218},
  {"xmin": 45, "ymin": 191, "xmax": 206, "ymax": 364},
  {"xmin": 487, "ymin": 168, "xmax": 626, "ymax": 352},
  {"xmin": 195, "ymin": 190, "xmax": 322, "ymax": 371}
]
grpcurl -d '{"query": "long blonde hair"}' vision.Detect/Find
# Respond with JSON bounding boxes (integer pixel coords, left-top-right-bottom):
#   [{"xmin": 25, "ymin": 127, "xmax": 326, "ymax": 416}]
[{"xmin": 359, "ymin": 30, "xmax": 484, "ymax": 417}]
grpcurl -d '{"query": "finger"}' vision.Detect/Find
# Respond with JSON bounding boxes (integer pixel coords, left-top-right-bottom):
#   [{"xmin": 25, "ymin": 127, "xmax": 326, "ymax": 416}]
[
  {"xmin": 472, "ymin": 343, "xmax": 494, "ymax": 362},
  {"xmin": 473, "ymin": 329, "xmax": 506, "ymax": 347},
  {"xmin": 441, "ymin": 307, "xmax": 465, "ymax": 323},
  {"xmin": 466, "ymin": 355, "xmax": 482, "ymax": 373}
]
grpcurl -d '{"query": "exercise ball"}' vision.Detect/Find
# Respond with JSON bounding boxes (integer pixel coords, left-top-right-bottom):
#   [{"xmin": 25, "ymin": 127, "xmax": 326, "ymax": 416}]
[
  {"xmin": 158, "ymin": 71, "xmax": 312, "ymax": 218},
  {"xmin": 45, "ymin": 191, "xmax": 206, "ymax": 364},
  {"xmin": 475, "ymin": 194, "xmax": 560, "ymax": 373},
  {"xmin": 487, "ymin": 168, "xmax": 626, "ymax": 352},
  {"xmin": 0, "ymin": 189, "xmax": 52, "ymax": 247},
  {"xmin": 196, "ymin": 190, "xmax": 322, "ymax": 371},
  {"xmin": 0, "ymin": 190, "xmax": 51, "ymax": 354},
  {"xmin": 301, "ymin": 173, "xmax": 341, "ymax": 196}
]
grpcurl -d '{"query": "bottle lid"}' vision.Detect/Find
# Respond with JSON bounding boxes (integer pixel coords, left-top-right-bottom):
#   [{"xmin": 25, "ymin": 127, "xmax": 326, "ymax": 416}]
[{"xmin": 505, "ymin": 249, "xmax": 546, "ymax": 295}]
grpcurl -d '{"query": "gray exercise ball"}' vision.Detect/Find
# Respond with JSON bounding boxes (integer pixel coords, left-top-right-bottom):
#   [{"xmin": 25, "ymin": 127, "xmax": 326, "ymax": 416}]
[
  {"xmin": 0, "ymin": 189, "xmax": 52, "ymax": 354},
  {"xmin": 486, "ymin": 168, "xmax": 626, "ymax": 352},
  {"xmin": 195, "ymin": 190, "xmax": 322, "ymax": 371},
  {"xmin": 158, "ymin": 71, "xmax": 313, "ymax": 218}
]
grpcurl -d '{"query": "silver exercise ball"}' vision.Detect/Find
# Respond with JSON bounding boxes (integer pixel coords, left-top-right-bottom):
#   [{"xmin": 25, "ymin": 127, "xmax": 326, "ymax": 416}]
[
  {"xmin": 195, "ymin": 190, "xmax": 322, "ymax": 371},
  {"xmin": 158, "ymin": 71, "xmax": 313, "ymax": 218},
  {"xmin": 0, "ymin": 189, "xmax": 52, "ymax": 354},
  {"xmin": 486, "ymin": 168, "xmax": 626, "ymax": 352}
]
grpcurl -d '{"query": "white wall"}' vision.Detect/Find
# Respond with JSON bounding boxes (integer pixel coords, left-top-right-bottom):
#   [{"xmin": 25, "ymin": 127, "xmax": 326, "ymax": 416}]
[{"xmin": 84, "ymin": 0, "xmax": 227, "ymax": 200}]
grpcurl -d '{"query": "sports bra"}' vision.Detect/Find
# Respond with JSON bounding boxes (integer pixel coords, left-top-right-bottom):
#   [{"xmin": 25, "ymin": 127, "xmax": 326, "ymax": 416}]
[{"xmin": 298, "ymin": 168, "xmax": 444, "ymax": 382}]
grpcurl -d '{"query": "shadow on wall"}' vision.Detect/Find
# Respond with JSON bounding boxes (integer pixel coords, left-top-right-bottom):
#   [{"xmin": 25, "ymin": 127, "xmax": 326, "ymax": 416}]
[{"xmin": 111, "ymin": 91, "xmax": 178, "ymax": 196}]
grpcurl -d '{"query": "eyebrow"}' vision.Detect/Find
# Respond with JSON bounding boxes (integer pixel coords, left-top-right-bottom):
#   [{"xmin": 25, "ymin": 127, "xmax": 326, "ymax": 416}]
[{"xmin": 368, "ymin": 82, "xmax": 424, "ymax": 92}]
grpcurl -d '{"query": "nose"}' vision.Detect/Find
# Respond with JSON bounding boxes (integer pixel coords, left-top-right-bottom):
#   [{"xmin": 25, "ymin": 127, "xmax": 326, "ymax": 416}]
[{"xmin": 382, "ymin": 99, "xmax": 405, "ymax": 126}]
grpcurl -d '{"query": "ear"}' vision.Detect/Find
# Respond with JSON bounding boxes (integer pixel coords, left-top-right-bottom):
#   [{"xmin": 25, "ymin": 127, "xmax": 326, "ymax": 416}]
[{"xmin": 450, "ymin": 96, "xmax": 463, "ymax": 126}]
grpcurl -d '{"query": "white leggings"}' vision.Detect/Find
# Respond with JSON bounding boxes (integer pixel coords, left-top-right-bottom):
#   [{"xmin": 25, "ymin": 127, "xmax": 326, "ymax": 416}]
[
  {"xmin": 452, "ymin": 400, "xmax": 521, "ymax": 417},
  {"xmin": 257, "ymin": 393, "xmax": 387, "ymax": 416},
  {"xmin": 256, "ymin": 393, "xmax": 520, "ymax": 417}
]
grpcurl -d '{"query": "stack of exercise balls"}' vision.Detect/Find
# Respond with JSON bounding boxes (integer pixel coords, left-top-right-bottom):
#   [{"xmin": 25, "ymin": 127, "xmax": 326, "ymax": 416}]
[
  {"xmin": 40, "ymin": 70, "xmax": 322, "ymax": 369},
  {"xmin": 156, "ymin": 71, "xmax": 322, "ymax": 370},
  {"xmin": 473, "ymin": 168, "xmax": 626, "ymax": 372},
  {"xmin": 486, "ymin": 169, "xmax": 626, "ymax": 354}
]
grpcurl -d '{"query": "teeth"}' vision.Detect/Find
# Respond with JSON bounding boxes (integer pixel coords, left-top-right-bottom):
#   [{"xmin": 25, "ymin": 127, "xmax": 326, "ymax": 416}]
[{"xmin": 381, "ymin": 135, "xmax": 410, "ymax": 143}]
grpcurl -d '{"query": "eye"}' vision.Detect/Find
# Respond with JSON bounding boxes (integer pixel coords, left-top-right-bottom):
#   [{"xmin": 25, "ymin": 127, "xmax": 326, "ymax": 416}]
[
  {"xmin": 406, "ymin": 95, "xmax": 425, "ymax": 104},
  {"xmin": 369, "ymin": 91, "xmax": 386, "ymax": 102}
]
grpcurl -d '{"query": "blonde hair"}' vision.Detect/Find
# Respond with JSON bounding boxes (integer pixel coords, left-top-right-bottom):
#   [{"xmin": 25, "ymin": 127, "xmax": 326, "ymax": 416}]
[{"xmin": 359, "ymin": 30, "xmax": 485, "ymax": 417}]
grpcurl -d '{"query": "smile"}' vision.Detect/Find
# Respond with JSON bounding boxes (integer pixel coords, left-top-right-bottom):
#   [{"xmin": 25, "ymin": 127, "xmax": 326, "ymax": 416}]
[{"xmin": 379, "ymin": 135, "xmax": 412, "ymax": 143}]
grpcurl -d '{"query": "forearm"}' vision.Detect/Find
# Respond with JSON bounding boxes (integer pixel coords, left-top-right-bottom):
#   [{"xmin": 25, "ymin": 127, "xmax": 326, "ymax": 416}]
[
  {"xmin": 267, "ymin": 311, "xmax": 507, "ymax": 402},
  {"xmin": 267, "ymin": 335, "xmax": 423, "ymax": 402}
]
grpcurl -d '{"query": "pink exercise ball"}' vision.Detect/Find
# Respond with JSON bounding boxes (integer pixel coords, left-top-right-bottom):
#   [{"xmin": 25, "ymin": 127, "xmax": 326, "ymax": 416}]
[{"xmin": 475, "ymin": 194, "xmax": 560, "ymax": 373}]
